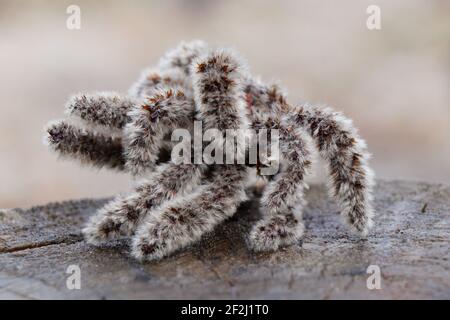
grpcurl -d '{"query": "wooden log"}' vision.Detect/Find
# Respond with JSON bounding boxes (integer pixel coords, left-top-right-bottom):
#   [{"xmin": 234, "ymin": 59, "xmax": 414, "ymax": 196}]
[{"xmin": 0, "ymin": 180, "xmax": 449, "ymax": 299}]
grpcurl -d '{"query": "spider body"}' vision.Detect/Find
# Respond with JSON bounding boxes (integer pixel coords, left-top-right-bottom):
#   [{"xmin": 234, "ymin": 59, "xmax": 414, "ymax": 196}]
[{"xmin": 45, "ymin": 41, "xmax": 374, "ymax": 261}]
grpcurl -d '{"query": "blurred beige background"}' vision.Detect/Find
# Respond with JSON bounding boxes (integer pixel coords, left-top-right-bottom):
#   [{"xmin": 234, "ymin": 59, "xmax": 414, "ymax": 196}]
[{"xmin": 0, "ymin": 0, "xmax": 449, "ymax": 208}]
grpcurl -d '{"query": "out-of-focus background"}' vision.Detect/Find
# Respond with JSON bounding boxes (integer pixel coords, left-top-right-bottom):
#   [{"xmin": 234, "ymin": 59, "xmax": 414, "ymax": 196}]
[{"xmin": 0, "ymin": 0, "xmax": 448, "ymax": 208}]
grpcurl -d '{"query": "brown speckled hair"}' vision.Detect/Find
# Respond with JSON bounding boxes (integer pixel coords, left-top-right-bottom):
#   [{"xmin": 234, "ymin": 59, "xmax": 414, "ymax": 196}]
[{"xmin": 45, "ymin": 40, "xmax": 375, "ymax": 261}]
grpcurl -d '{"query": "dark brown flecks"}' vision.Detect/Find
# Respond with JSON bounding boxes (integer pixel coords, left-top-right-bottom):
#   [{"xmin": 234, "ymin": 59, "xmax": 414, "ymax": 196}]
[
  {"xmin": 147, "ymin": 73, "xmax": 162, "ymax": 84},
  {"xmin": 168, "ymin": 215, "xmax": 176, "ymax": 224},
  {"xmin": 141, "ymin": 243, "xmax": 157, "ymax": 255},
  {"xmin": 245, "ymin": 92, "xmax": 254, "ymax": 110},
  {"xmin": 208, "ymin": 56, "xmax": 217, "ymax": 65},
  {"xmin": 352, "ymin": 153, "xmax": 362, "ymax": 167},
  {"xmin": 197, "ymin": 63, "xmax": 206, "ymax": 73},
  {"xmin": 125, "ymin": 206, "xmax": 139, "ymax": 221},
  {"xmin": 100, "ymin": 220, "xmax": 121, "ymax": 235}
]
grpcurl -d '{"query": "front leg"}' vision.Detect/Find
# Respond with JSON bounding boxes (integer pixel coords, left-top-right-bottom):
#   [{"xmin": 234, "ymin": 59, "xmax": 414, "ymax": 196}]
[
  {"xmin": 131, "ymin": 165, "xmax": 248, "ymax": 261},
  {"xmin": 82, "ymin": 163, "xmax": 207, "ymax": 244},
  {"xmin": 45, "ymin": 120, "xmax": 125, "ymax": 170},
  {"xmin": 65, "ymin": 92, "xmax": 135, "ymax": 130}
]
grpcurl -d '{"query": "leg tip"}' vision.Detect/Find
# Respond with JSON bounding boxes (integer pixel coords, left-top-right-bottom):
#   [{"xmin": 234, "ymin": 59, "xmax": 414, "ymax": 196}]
[
  {"xmin": 344, "ymin": 209, "xmax": 374, "ymax": 238},
  {"xmin": 82, "ymin": 216, "xmax": 125, "ymax": 246},
  {"xmin": 82, "ymin": 225, "xmax": 105, "ymax": 246},
  {"xmin": 44, "ymin": 120, "xmax": 67, "ymax": 146},
  {"xmin": 130, "ymin": 236, "xmax": 166, "ymax": 262},
  {"xmin": 248, "ymin": 217, "xmax": 305, "ymax": 252}
]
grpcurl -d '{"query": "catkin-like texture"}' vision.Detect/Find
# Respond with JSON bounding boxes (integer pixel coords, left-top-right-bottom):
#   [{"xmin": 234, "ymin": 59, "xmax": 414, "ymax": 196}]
[
  {"xmin": 65, "ymin": 92, "xmax": 135, "ymax": 130},
  {"xmin": 192, "ymin": 49, "xmax": 250, "ymax": 163},
  {"xmin": 128, "ymin": 40, "xmax": 208, "ymax": 100},
  {"xmin": 248, "ymin": 113, "xmax": 312, "ymax": 251},
  {"xmin": 129, "ymin": 49, "xmax": 253, "ymax": 261},
  {"xmin": 244, "ymin": 77, "xmax": 288, "ymax": 118},
  {"xmin": 128, "ymin": 68, "xmax": 189, "ymax": 101},
  {"xmin": 123, "ymin": 88, "xmax": 195, "ymax": 175},
  {"xmin": 131, "ymin": 165, "xmax": 248, "ymax": 261},
  {"xmin": 44, "ymin": 40, "xmax": 377, "ymax": 262},
  {"xmin": 193, "ymin": 49, "xmax": 249, "ymax": 131},
  {"xmin": 292, "ymin": 104, "xmax": 374, "ymax": 235},
  {"xmin": 159, "ymin": 40, "xmax": 208, "ymax": 76},
  {"xmin": 83, "ymin": 163, "xmax": 208, "ymax": 244},
  {"xmin": 45, "ymin": 120, "xmax": 125, "ymax": 170}
]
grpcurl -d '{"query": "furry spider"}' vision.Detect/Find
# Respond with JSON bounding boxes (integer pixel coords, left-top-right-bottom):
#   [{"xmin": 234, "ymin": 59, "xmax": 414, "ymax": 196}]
[{"xmin": 45, "ymin": 41, "xmax": 374, "ymax": 261}]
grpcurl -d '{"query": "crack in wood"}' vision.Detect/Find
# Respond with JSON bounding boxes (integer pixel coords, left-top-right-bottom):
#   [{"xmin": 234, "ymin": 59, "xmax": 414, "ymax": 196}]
[
  {"xmin": 0, "ymin": 234, "xmax": 83, "ymax": 254},
  {"xmin": 0, "ymin": 180, "xmax": 449, "ymax": 299}
]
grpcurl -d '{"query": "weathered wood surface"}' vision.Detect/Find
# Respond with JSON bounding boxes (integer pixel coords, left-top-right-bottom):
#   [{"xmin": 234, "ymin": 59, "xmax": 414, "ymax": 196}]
[{"xmin": 0, "ymin": 180, "xmax": 449, "ymax": 299}]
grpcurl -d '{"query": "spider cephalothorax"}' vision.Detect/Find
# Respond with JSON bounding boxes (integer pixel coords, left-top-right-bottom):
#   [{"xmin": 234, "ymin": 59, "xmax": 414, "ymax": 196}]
[{"xmin": 45, "ymin": 40, "xmax": 374, "ymax": 261}]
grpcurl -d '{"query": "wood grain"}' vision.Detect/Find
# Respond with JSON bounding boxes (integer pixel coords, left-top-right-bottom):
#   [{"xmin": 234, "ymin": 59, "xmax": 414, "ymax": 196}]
[{"xmin": 0, "ymin": 180, "xmax": 449, "ymax": 299}]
